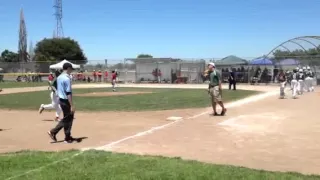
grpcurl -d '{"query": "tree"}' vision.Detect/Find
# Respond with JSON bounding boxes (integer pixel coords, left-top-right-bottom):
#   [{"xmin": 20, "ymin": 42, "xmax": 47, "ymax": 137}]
[
  {"xmin": 137, "ymin": 54, "xmax": 153, "ymax": 58},
  {"xmin": 0, "ymin": 50, "xmax": 19, "ymax": 62},
  {"xmin": 272, "ymin": 46, "xmax": 320, "ymax": 66},
  {"xmin": 34, "ymin": 37, "xmax": 87, "ymax": 72}
]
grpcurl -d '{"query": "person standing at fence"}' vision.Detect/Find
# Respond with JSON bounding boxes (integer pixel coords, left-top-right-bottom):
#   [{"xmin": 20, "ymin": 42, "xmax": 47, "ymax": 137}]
[
  {"xmin": 92, "ymin": 70, "xmax": 97, "ymax": 82},
  {"xmin": 98, "ymin": 70, "xmax": 102, "ymax": 82},
  {"xmin": 111, "ymin": 70, "xmax": 117, "ymax": 91},
  {"xmin": 104, "ymin": 70, "xmax": 108, "ymax": 82},
  {"xmin": 47, "ymin": 63, "xmax": 75, "ymax": 143},
  {"xmin": 206, "ymin": 62, "xmax": 227, "ymax": 116},
  {"xmin": 228, "ymin": 68, "xmax": 236, "ymax": 90},
  {"xmin": 158, "ymin": 69, "xmax": 162, "ymax": 83}
]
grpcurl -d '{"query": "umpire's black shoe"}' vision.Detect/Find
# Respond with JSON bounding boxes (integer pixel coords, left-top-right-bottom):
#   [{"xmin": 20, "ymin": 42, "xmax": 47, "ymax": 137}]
[
  {"xmin": 64, "ymin": 137, "xmax": 74, "ymax": 144},
  {"xmin": 47, "ymin": 131, "xmax": 57, "ymax": 142}
]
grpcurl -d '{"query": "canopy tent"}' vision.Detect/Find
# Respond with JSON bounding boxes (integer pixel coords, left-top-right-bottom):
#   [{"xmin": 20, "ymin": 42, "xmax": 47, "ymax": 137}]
[
  {"xmin": 49, "ymin": 60, "xmax": 81, "ymax": 69},
  {"xmin": 276, "ymin": 59, "xmax": 300, "ymax": 66},
  {"xmin": 249, "ymin": 57, "xmax": 273, "ymax": 65},
  {"xmin": 215, "ymin": 55, "xmax": 248, "ymax": 66}
]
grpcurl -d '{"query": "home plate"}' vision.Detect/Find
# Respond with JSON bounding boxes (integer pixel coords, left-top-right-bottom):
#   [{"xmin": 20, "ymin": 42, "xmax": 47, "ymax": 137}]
[{"xmin": 166, "ymin": 116, "xmax": 183, "ymax": 121}]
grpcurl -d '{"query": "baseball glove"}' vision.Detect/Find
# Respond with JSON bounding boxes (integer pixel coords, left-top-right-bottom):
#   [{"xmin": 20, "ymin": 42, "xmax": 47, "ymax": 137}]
[{"xmin": 203, "ymin": 69, "xmax": 210, "ymax": 77}]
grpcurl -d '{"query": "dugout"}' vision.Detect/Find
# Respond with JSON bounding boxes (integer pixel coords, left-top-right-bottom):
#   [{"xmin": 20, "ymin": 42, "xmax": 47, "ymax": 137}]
[
  {"xmin": 127, "ymin": 58, "xmax": 206, "ymax": 83},
  {"xmin": 215, "ymin": 55, "xmax": 249, "ymax": 83}
]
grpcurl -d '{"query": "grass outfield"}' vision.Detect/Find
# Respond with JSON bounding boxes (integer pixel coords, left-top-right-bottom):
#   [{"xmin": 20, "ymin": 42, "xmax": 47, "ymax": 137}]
[
  {"xmin": 0, "ymin": 82, "xmax": 48, "ymax": 88},
  {"xmin": 0, "ymin": 88, "xmax": 257, "ymax": 111},
  {"xmin": 0, "ymin": 81, "xmax": 91, "ymax": 88},
  {"xmin": 0, "ymin": 150, "xmax": 319, "ymax": 180}
]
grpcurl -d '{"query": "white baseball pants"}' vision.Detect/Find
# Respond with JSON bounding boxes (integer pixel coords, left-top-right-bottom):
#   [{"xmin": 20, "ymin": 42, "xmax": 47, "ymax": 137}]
[
  {"xmin": 297, "ymin": 80, "xmax": 304, "ymax": 94},
  {"xmin": 291, "ymin": 80, "xmax": 298, "ymax": 98},
  {"xmin": 305, "ymin": 77, "xmax": 314, "ymax": 92},
  {"xmin": 279, "ymin": 81, "xmax": 286, "ymax": 97},
  {"xmin": 43, "ymin": 92, "xmax": 62, "ymax": 117}
]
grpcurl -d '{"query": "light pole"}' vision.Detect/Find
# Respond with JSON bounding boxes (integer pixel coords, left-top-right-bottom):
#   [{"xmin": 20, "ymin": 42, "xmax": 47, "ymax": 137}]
[{"xmin": 104, "ymin": 59, "xmax": 108, "ymax": 69}]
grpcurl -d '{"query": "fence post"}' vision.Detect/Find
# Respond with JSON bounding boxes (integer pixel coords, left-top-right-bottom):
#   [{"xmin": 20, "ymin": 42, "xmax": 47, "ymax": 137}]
[
  {"xmin": 124, "ymin": 58, "xmax": 127, "ymax": 84},
  {"xmin": 156, "ymin": 60, "xmax": 159, "ymax": 83},
  {"xmin": 135, "ymin": 61, "xmax": 138, "ymax": 83}
]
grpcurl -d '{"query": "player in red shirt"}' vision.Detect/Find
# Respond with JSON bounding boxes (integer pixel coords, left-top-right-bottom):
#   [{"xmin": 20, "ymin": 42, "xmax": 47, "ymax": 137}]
[
  {"xmin": 92, "ymin": 70, "xmax": 97, "ymax": 82},
  {"xmin": 111, "ymin": 70, "xmax": 117, "ymax": 91},
  {"xmin": 48, "ymin": 72, "xmax": 54, "ymax": 83},
  {"xmin": 104, "ymin": 71, "xmax": 108, "ymax": 82}
]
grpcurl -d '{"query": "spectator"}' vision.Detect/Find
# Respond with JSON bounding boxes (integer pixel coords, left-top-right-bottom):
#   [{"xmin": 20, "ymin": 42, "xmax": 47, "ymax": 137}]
[
  {"xmin": 158, "ymin": 69, "xmax": 162, "ymax": 83},
  {"xmin": 98, "ymin": 70, "xmax": 102, "ymax": 82},
  {"xmin": 92, "ymin": 70, "xmax": 97, "ymax": 82},
  {"xmin": 104, "ymin": 70, "xmax": 108, "ymax": 82}
]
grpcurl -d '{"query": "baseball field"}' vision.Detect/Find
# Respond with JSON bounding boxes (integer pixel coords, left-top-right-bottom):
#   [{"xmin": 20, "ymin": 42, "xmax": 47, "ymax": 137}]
[{"xmin": 0, "ymin": 83, "xmax": 319, "ymax": 180}]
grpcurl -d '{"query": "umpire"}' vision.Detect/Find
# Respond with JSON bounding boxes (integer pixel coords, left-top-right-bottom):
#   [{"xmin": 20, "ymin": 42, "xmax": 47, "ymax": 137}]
[
  {"xmin": 47, "ymin": 62, "xmax": 75, "ymax": 143},
  {"xmin": 228, "ymin": 68, "xmax": 236, "ymax": 90}
]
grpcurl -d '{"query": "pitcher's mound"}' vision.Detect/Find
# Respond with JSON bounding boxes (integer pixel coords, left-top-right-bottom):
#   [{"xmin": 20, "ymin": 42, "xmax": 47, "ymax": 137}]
[{"xmin": 75, "ymin": 91, "xmax": 153, "ymax": 97}]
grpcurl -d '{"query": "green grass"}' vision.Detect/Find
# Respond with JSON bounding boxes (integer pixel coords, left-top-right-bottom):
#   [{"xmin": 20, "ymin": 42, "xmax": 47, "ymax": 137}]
[
  {"xmin": 0, "ymin": 88, "xmax": 257, "ymax": 111},
  {"xmin": 0, "ymin": 82, "xmax": 48, "ymax": 88},
  {"xmin": 0, "ymin": 81, "xmax": 91, "ymax": 88},
  {"xmin": 0, "ymin": 150, "xmax": 319, "ymax": 180}
]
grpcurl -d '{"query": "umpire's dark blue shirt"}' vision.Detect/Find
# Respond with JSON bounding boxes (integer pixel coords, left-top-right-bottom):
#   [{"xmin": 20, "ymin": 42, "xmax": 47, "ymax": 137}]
[{"xmin": 57, "ymin": 72, "xmax": 72, "ymax": 99}]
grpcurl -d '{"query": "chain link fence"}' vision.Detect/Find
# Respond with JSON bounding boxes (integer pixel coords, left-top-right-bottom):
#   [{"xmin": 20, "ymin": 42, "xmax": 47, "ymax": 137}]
[
  {"xmin": 126, "ymin": 58, "xmax": 206, "ymax": 83},
  {"xmin": 0, "ymin": 57, "xmax": 320, "ymax": 85}
]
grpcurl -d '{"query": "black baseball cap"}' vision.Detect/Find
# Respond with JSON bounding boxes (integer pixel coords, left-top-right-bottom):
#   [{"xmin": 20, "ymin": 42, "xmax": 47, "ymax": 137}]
[{"xmin": 63, "ymin": 62, "xmax": 74, "ymax": 70}]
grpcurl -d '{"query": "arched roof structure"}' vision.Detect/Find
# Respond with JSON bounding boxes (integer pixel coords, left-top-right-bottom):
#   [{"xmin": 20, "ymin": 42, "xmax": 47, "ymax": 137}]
[{"xmin": 264, "ymin": 36, "xmax": 320, "ymax": 58}]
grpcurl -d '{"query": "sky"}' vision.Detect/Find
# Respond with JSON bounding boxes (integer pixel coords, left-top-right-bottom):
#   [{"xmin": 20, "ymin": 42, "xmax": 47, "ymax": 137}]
[{"xmin": 1, "ymin": 0, "xmax": 320, "ymax": 62}]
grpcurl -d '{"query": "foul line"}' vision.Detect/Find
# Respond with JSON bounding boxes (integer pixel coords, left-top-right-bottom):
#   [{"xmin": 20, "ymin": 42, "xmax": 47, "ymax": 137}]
[{"xmin": 5, "ymin": 90, "xmax": 277, "ymax": 180}]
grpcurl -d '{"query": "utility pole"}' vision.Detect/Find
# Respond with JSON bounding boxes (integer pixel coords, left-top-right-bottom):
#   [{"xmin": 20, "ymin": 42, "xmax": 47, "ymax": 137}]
[
  {"xmin": 53, "ymin": 0, "xmax": 64, "ymax": 38},
  {"xmin": 18, "ymin": 8, "xmax": 27, "ymax": 63}
]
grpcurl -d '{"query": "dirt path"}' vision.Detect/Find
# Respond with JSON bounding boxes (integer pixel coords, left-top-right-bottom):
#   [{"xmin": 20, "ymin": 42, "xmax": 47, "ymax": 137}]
[
  {"xmin": 0, "ymin": 108, "xmax": 204, "ymax": 153},
  {"xmin": 109, "ymin": 90, "xmax": 320, "ymax": 175},
  {"xmin": 2, "ymin": 83, "xmax": 319, "ymax": 174}
]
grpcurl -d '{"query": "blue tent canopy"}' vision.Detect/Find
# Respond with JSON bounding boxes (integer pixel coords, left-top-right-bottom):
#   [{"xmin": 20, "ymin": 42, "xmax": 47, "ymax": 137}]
[
  {"xmin": 249, "ymin": 57, "xmax": 273, "ymax": 65},
  {"xmin": 276, "ymin": 59, "xmax": 300, "ymax": 66}
]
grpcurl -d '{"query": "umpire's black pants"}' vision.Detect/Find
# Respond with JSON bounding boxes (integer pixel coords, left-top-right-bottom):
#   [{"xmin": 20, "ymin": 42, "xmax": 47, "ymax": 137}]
[
  {"xmin": 51, "ymin": 99, "xmax": 74, "ymax": 140},
  {"xmin": 229, "ymin": 80, "xmax": 236, "ymax": 90}
]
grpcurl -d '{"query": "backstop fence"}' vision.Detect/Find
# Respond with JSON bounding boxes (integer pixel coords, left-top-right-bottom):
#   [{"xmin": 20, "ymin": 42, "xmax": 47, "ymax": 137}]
[{"xmin": 0, "ymin": 57, "xmax": 320, "ymax": 85}]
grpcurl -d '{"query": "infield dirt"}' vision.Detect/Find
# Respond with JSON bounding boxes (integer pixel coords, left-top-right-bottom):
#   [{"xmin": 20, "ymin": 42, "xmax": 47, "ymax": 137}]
[{"xmin": 0, "ymin": 84, "xmax": 319, "ymax": 175}]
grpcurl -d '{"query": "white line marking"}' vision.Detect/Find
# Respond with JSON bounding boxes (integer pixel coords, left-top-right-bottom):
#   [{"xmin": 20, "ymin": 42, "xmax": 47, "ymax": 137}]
[
  {"xmin": 5, "ymin": 91, "xmax": 277, "ymax": 180},
  {"xmin": 166, "ymin": 116, "xmax": 183, "ymax": 121},
  {"xmin": 218, "ymin": 116, "xmax": 244, "ymax": 126}
]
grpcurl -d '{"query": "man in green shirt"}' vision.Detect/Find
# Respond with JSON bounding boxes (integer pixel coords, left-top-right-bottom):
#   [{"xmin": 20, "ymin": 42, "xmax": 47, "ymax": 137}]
[{"xmin": 207, "ymin": 63, "xmax": 227, "ymax": 116}]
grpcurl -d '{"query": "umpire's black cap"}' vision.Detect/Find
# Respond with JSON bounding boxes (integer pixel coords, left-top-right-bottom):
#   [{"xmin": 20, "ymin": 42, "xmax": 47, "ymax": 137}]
[{"xmin": 63, "ymin": 62, "xmax": 75, "ymax": 70}]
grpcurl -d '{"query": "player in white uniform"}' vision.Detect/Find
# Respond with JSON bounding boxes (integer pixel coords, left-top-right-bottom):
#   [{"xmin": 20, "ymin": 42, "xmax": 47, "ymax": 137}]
[
  {"xmin": 302, "ymin": 67, "xmax": 308, "ymax": 92},
  {"xmin": 297, "ymin": 68, "xmax": 305, "ymax": 95},
  {"xmin": 38, "ymin": 71, "xmax": 62, "ymax": 121},
  {"xmin": 290, "ymin": 68, "xmax": 299, "ymax": 99},
  {"xmin": 305, "ymin": 66, "xmax": 314, "ymax": 92},
  {"xmin": 278, "ymin": 69, "xmax": 287, "ymax": 99}
]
